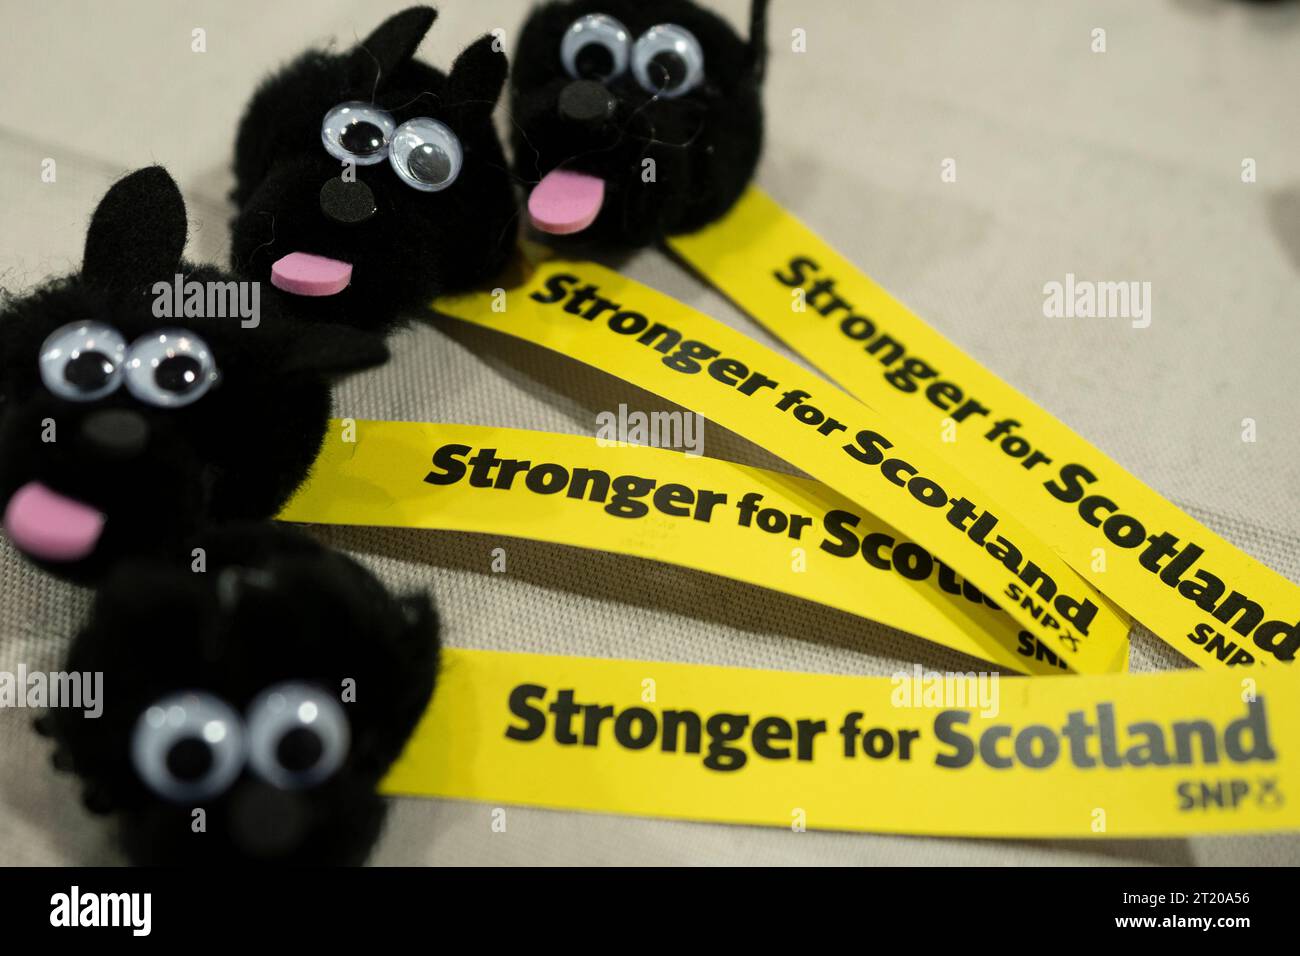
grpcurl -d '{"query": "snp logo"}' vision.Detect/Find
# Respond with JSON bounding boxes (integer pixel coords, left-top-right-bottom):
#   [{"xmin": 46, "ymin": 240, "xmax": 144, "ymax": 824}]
[
  {"xmin": 1177, "ymin": 777, "xmax": 1284, "ymax": 812},
  {"xmin": 49, "ymin": 886, "xmax": 151, "ymax": 936}
]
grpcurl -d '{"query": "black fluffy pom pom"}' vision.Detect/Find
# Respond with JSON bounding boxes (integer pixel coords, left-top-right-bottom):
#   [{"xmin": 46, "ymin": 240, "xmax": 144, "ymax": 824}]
[
  {"xmin": 0, "ymin": 167, "xmax": 387, "ymax": 583},
  {"xmin": 45, "ymin": 523, "xmax": 440, "ymax": 866},
  {"xmin": 230, "ymin": 7, "xmax": 520, "ymax": 334},
  {"xmin": 511, "ymin": 0, "xmax": 769, "ymax": 248}
]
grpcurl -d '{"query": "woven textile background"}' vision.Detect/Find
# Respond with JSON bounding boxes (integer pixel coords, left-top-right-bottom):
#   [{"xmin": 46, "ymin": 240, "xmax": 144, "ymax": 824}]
[{"xmin": 1, "ymin": 0, "xmax": 1298, "ymax": 865}]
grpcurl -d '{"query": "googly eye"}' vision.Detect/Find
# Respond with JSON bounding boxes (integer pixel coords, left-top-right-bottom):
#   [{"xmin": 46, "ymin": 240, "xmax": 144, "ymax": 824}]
[
  {"xmin": 123, "ymin": 329, "xmax": 220, "ymax": 409},
  {"xmin": 632, "ymin": 24, "xmax": 705, "ymax": 98},
  {"xmin": 38, "ymin": 322, "xmax": 127, "ymax": 402},
  {"xmin": 245, "ymin": 682, "xmax": 349, "ymax": 791},
  {"xmin": 561, "ymin": 13, "xmax": 631, "ymax": 82},
  {"xmin": 388, "ymin": 117, "xmax": 463, "ymax": 192},
  {"xmin": 132, "ymin": 691, "xmax": 245, "ymax": 803},
  {"xmin": 321, "ymin": 101, "xmax": 397, "ymax": 165}
]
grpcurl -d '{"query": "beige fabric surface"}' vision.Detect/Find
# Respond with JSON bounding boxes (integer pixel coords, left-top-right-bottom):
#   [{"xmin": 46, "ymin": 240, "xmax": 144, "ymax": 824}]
[{"xmin": 1, "ymin": 0, "xmax": 1298, "ymax": 866}]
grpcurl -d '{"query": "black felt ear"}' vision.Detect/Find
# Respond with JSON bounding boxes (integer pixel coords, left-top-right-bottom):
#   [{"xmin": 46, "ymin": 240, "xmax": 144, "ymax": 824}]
[
  {"xmin": 83, "ymin": 166, "xmax": 186, "ymax": 293},
  {"xmin": 280, "ymin": 323, "xmax": 390, "ymax": 378},
  {"xmin": 349, "ymin": 6, "xmax": 438, "ymax": 91},
  {"xmin": 445, "ymin": 34, "xmax": 507, "ymax": 125},
  {"xmin": 749, "ymin": 0, "xmax": 771, "ymax": 83}
]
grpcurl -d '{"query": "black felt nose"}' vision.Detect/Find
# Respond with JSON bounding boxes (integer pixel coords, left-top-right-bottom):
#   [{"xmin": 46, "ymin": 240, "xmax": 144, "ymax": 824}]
[
  {"xmin": 320, "ymin": 177, "xmax": 377, "ymax": 225},
  {"xmin": 229, "ymin": 782, "xmax": 310, "ymax": 858},
  {"xmin": 80, "ymin": 409, "xmax": 149, "ymax": 460},
  {"xmin": 558, "ymin": 80, "xmax": 617, "ymax": 127}
]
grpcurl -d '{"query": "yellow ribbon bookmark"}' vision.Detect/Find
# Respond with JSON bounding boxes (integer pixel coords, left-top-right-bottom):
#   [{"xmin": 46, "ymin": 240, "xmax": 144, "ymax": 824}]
[
  {"xmin": 383, "ymin": 648, "xmax": 1300, "ymax": 839},
  {"xmin": 434, "ymin": 260, "xmax": 1131, "ymax": 674},
  {"xmin": 279, "ymin": 420, "xmax": 1110, "ymax": 674},
  {"xmin": 668, "ymin": 188, "xmax": 1300, "ymax": 672}
]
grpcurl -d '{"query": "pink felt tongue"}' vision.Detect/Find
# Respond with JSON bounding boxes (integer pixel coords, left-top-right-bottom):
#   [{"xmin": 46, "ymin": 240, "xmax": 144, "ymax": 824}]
[
  {"xmin": 3, "ymin": 482, "xmax": 105, "ymax": 562},
  {"xmin": 270, "ymin": 252, "xmax": 353, "ymax": 296},
  {"xmin": 528, "ymin": 169, "xmax": 606, "ymax": 235}
]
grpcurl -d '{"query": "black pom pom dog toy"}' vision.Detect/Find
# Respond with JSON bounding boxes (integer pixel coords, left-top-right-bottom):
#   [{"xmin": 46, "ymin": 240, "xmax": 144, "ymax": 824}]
[
  {"xmin": 230, "ymin": 6, "xmax": 519, "ymax": 333},
  {"xmin": 42, "ymin": 523, "xmax": 439, "ymax": 865},
  {"xmin": 0, "ymin": 167, "xmax": 387, "ymax": 582},
  {"xmin": 511, "ymin": 0, "xmax": 769, "ymax": 247}
]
